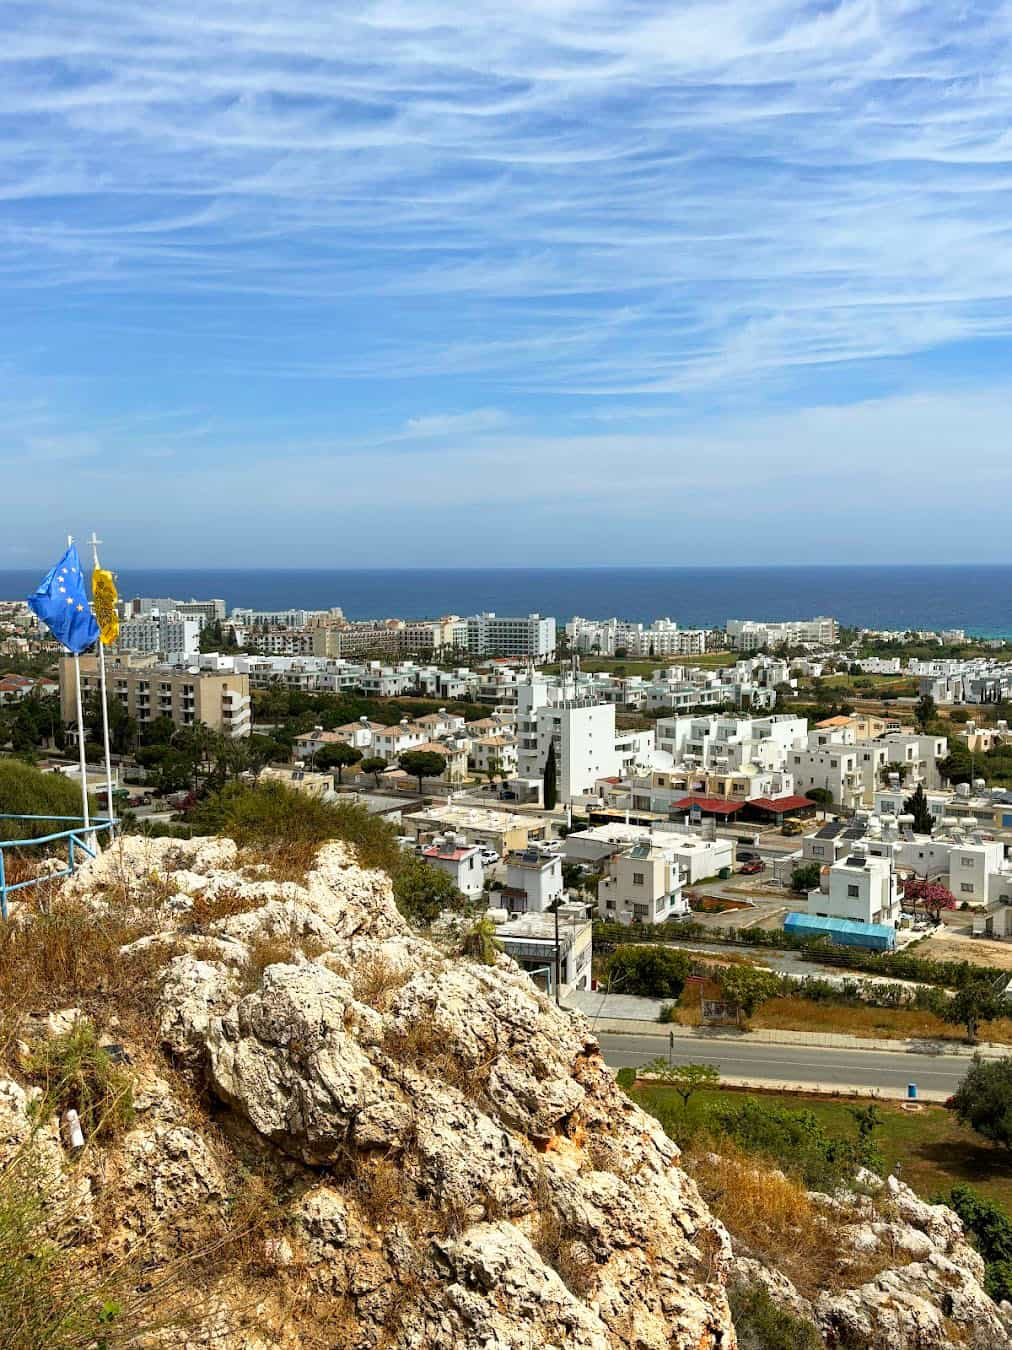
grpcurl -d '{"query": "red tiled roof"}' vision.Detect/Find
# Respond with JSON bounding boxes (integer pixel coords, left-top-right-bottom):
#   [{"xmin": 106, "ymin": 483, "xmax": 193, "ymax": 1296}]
[
  {"xmin": 673, "ymin": 796, "xmax": 743, "ymax": 816},
  {"xmin": 747, "ymin": 795, "xmax": 816, "ymax": 813}
]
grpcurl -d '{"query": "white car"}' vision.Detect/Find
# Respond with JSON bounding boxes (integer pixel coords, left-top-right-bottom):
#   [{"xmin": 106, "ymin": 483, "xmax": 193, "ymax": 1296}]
[{"xmin": 479, "ymin": 848, "xmax": 500, "ymax": 866}]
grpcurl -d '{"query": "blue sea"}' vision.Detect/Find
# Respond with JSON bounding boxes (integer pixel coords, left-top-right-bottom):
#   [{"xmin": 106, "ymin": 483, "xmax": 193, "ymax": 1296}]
[{"xmin": 2, "ymin": 566, "xmax": 1010, "ymax": 636}]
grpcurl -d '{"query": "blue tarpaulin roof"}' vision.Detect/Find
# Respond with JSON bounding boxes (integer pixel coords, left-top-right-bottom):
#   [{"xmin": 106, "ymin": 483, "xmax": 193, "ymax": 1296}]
[{"xmin": 785, "ymin": 911, "xmax": 895, "ymax": 949}]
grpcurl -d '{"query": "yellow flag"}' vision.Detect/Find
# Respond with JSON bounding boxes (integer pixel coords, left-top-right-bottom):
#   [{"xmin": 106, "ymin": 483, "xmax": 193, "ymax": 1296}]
[{"xmin": 92, "ymin": 568, "xmax": 119, "ymax": 645}]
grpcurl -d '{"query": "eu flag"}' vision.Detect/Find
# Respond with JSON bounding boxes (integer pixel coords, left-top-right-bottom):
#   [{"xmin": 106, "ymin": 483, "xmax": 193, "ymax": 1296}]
[{"xmin": 28, "ymin": 545, "xmax": 100, "ymax": 654}]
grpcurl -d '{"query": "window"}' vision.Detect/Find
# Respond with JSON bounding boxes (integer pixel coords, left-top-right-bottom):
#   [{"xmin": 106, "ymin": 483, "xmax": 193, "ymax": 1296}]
[
  {"xmin": 962, "ymin": 858, "xmax": 974, "ymax": 868},
  {"xmin": 847, "ymin": 884, "xmax": 860, "ymax": 898},
  {"xmin": 961, "ymin": 883, "xmax": 974, "ymax": 894},
  {"xmin": 812, "ymin": 846, "xmax": 824, "ymax": 857},
  {"xmin": 632, "ymin": 872, "xmax": 645, "ymax": 886}
]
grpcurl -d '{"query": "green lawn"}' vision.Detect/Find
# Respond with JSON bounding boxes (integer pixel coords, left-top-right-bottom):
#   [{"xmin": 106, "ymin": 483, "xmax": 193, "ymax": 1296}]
[{"xmin": 635, "ymin": 1085, "xmax": 1012, "ymax": 1214}]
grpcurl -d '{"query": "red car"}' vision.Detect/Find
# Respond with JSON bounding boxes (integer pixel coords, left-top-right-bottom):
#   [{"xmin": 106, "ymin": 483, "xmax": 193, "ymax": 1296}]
[{"xmin": 740, "ymin": 858, "xmax": 765, "ymax": 875}]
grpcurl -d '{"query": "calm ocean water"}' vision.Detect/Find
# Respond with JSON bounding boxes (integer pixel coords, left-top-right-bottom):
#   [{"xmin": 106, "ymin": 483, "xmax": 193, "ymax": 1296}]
[{"xmin": 2, "ymin": 566, "xmax": 1010, "ymax": 636}]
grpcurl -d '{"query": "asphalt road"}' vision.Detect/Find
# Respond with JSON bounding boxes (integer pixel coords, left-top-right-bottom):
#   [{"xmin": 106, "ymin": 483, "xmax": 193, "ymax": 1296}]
[{"xmin": 597, "ymin": 1032, "xmax": 970, "ymax": 1095}]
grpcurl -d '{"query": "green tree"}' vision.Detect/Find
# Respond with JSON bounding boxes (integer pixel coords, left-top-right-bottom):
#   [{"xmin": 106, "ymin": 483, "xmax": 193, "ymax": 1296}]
[
  {"xmin": 904, "ymin": 782, "xmax": 934, "ymax": 835},
  {"xmin": 360, "ymin": 755, "xmax": 388, "ymax": 786},
  {"xmin": 806, "ymin": 787, "xmax": 833, "ymax": 817},
  {"xmin": 393, "ymin": 853, "xmax": 466, "ymax": 926},
  {"xmin": 604, "ymin": 946, "xmax": 692, "ymax": 1000},
  {"xmin": 939, "ymin": 1185, "xmax": 1012, "ymax": 1303},
  {"xmin": 316, "ymin": 742, "xmax": 363, "ymax": 783},
  {"xmin": 943, "ymin": 983, "xmax": 1005, "ymax": 1044},
  {"xmin": 915, "ymin": 692, "xmax": 937, "ymax": 731},
  {"xmin": 720, "ymin": 965, "xmax": 783, "ymax": 1022},
  {"xmin": 952, "ymin": 1057, "xmax": 1012, "ymax": 1148},
  {"xmin": 791, "ymin": 862, "xmax": 822, "ymax": 893},
  {"xmin": 642, "ymin": 1059, "xmax": 720, "ymax": 1107},
  {"xmin": 398, "ymin": 749, "xmax": 446, "ymax": 793},
  {"xmin": 542, "ymin": 740, "xmax": 558, "ymax": 811}
]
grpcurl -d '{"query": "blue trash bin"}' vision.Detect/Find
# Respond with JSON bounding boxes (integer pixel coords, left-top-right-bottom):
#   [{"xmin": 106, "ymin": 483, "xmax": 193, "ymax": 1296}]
[{"xmin": 907, "ymin": 1083, "xmax": 918, "ymax": 1100}]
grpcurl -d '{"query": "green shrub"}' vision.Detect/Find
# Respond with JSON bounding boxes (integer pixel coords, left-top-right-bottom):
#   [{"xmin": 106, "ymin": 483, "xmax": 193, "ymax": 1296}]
[
  {"xmin": 952, "ymin": 1058, "xmax": 1012, "ymax": 1150},
  {"xmin": 615, "ymin": 1067, "xmax": 636, "ymax": 1092},
  {"xmin": 604, "ymin": 946, "xmax": 692, "ymax": 999},
  {"xmin": 657, "ymin": 1002, "xmax": 680, "ymax": 1023},
  {"xmin": 728, "ymin": 1280, "xmax": 821, "ymax": 1350},
  {"xmin": 0, "ymin": 760, "xmax": 98, "ymax": 843},
  {"xmin": 938, "ymin": 1184, "xmax": 1012, "ymax": 1303},
  {"xmin": 187, "ymin": 780, "xmax": 402, "ymax": 874},
  {"xmin": 27, "ymin": 1023, "xmax": 134, "ymax": 1142},
  {"xmin": 708, "ymin": 1097, "xmax": 880, "ymax": 1190}
]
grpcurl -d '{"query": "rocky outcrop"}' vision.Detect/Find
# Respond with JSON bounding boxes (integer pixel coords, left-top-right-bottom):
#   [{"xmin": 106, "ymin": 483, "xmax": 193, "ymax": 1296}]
[
  {"xmin": 54, "ymin": 835, "xmax": 737, "ymax": 1348},
  {"xmin": 17, "ymin": 831, "xmax": 1012, "ymax": 1348}
]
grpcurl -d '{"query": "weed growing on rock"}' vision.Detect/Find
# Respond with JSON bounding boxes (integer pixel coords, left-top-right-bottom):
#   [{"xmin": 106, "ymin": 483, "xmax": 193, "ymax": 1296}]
[
  {"xmin": 26, "ymin": 1023, "xmax": 134, "ymax": 1142},
  {"xmin": 728, "ymin": 1280, "xmax": 821, "ymax": 1350},
  {"xmin": 351, "ymin": 951, "xmax": 409, "ymax": 1012}
]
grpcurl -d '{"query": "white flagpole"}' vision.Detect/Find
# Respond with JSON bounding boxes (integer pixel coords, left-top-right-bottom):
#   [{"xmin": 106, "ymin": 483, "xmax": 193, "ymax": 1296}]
[
  {"xmin": 89, "ymin": 533, "xmax": 115, "ymax": 832},
  {"xmin": 67, "ymin": 534, "xmax": 91, "ymax": 832}
]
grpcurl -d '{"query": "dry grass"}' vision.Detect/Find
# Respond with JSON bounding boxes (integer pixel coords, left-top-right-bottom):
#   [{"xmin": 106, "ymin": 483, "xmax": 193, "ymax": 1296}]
[
  {"xmin": 188, "ymin": 888, "xmax": 268, "ymax": 929},
  {"xmin": 754, "ymin": 996, "xmax": 1012, "ymax": 1045},
  {"xmin": 382, "ymin": 1013, "xmax": 491, "ymax": 1103},
  {"xmin": 0, "ymin": 898, "xmax": 174, "ymax": 1062},
  {"xmin": 531, "ymin": 1169, "xmax": 598, "ymax": 1297},
  {"xmin": 688, "ymin": 1142, "xmax": 893, "ymax": 1298},
  {"xmin": 239, "ymin": 839, "xmax": 322, "ymax": 885},
  {"xmin": 238, "ymin": 932, "xmax": 328, "ymax": 993},
  {"xmin": 351, "ymin": 952, "xmax": 409, "ymax": 1012}
]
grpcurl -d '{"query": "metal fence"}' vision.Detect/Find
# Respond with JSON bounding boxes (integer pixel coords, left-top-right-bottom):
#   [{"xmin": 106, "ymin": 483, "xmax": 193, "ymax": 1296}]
[{"xmin": 0, "ymin": 815, "xmax": 115, "ymax": 919}]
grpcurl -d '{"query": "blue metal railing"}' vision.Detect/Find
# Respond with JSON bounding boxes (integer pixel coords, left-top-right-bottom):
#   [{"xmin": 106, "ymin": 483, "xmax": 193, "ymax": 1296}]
[{"xmin": 0, "ymin": 815, "xmax": 115, "ymax": 920}]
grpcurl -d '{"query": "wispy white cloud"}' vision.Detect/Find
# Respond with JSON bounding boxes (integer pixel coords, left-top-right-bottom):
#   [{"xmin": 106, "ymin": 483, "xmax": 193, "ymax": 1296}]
[
  {"xmin": 394, "ymin": 409, "xmax": 508, "ymax": 440},
  {"xmin": 2, "ymin": 0, "xmax": 1011, "ymax": 397},
  {"xmin": 2, "ymin": 2, "xmax": 1012, "ymax": 563}
]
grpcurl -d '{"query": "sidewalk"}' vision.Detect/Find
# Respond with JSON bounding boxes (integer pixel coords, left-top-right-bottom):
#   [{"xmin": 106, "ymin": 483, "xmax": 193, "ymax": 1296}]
[{"xmin": 563, "ymin": 988, "xmax": 1011, "ymax": 1060}]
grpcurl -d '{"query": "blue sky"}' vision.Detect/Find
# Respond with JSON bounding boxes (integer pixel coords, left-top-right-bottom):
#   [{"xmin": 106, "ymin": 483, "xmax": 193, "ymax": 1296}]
[{"xmin": 3, "ymin": 0, "xmax": 1012, "ymax": 566}]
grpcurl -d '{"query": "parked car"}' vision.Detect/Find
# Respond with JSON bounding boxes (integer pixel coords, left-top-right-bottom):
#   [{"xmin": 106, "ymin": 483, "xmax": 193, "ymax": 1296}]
[
  {"xmin": 740, "ymin": 858, "xmax": 765, "ymax": 875},
  {"xmin": 479, "ymin": 847, "xmax": 500, "ymax": 866},
  {"xmin": 736, "ymin": 847, "xmax": 761, "ymax": 863},
  {"xmin": 781, "ymin": 817, "xmax": 805, "ymax": 837}
]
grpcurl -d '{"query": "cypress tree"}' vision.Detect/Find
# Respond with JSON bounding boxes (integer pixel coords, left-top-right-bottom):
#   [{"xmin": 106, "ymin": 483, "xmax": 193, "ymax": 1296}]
[
  {"xmin": 904, "ymin": 782, "xmax": 934, "ymax": 835},
  {"xmin": 543, "ymin": 740, "xmax": 558, "ymax": 811}
]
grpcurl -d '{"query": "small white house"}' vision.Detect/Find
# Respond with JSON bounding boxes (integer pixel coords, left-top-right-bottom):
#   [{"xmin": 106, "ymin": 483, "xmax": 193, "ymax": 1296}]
[
  {"xmin": 421, "ymin": 831, "xmax": 485, "ymax": 900},
  {"xmin": 498, "ymin": 847, "xmax": 564, "ymax": 915}
]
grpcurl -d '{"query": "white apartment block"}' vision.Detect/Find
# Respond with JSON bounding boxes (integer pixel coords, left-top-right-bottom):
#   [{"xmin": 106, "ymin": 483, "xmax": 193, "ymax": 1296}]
[
  {"xmin": 726, "ymin": 616, "xmax": 838, "ymax": 650},
  {"xmin": 655, "ymin": 714, "xmax": 808, "ymax": 772},
  {"xmin": 123, "ymin": 596, "xmax": 226, "ymax": 622},
  {"xmin": 118, "ymin": 613, "xmax": 201, "ymax": 665},
  {"xmin": 465, "ymin": 613, "xmax": 556, "ymax": 660},
  {"xmin": 515, "ymin": 674, "xmax": 645, "ymax": 803},
  {"xmin": 567, "ymin": 616, "xmax": 708, "ymax": 657}
]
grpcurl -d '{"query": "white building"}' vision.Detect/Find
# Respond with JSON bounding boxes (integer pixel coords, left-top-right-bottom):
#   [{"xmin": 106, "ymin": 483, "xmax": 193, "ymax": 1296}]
[
  {"xmin": 421, "ymin": 833, "xmax": 485, "ymax": 900},
  {"xmin": 497, "ymin": 847, "xmax": 564, "ymax": 915},
  {"xmin": 808, "ymin": 846, "xmax": 901, "ymax": 927},
  {"xmin": 597, "ymin": 838, "xmax": 689, "ymax": 926},
  {"xmin": 727, "ymin": 617, "xmax": 838, "ymax": 650},
  {"xmin": 464, "ymin": 613, "xmax": 556, "ymax": 660},
  {"xmin": 492, "ymin": 903, "xmax": 593, "ymax": 993},
  {"xmin": 566, "ymin": 616, "xmax": 708, "ymax": 657},
  {"xmin": 118, "ymin": 613, "xmax": 201, "ymax": 665},
  {"xmin": 516, "ymin": 673, "xmax": 635, "ymax": 804}
]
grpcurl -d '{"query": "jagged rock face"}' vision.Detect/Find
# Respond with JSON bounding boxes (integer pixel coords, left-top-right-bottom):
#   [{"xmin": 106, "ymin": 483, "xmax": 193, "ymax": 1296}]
[
  {"xmin": 66, "ymin": 835, "xmax": 737, "ymax": 1349},
  {"xmin": 46, "ymin": 833, "xmax": 1012, "ymax": 1349}
]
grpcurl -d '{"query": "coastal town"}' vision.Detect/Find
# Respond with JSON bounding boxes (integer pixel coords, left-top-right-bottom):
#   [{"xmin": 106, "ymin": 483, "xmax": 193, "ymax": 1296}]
[{"xmin": 5, "ymin": 590, "xmax": 1012, "ymax": 980}]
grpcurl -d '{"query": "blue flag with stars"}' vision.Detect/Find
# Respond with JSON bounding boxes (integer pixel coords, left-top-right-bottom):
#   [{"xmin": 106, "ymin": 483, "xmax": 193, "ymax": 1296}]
[{"xmin": 28, "ymin": 545, "xmax": 100, "ymax": 654}]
